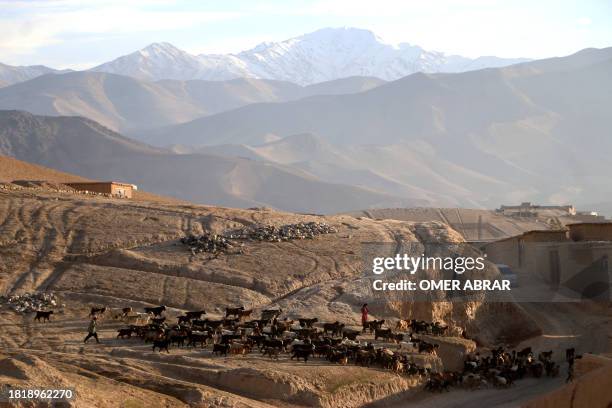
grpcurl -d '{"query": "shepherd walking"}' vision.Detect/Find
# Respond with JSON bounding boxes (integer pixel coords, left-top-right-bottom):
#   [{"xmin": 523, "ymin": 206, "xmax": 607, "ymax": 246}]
[{"xmin": 84, "ymin": 316, "xmax": 100, "ymax": 344}]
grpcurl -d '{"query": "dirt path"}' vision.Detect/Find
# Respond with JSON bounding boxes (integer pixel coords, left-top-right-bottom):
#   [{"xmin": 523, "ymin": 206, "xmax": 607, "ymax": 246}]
[
  {"xmin": 516, "ymin": 302, "xmax": 611, "ymax": 357},
  {"xmin": 381, "ymin": 377, "xmax": 564, "ymax": 408}
]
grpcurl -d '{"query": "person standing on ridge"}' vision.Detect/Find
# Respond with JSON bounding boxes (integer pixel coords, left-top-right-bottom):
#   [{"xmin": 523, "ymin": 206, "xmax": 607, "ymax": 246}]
[{"xmin": 361, "ymin": 303, "xmax": 369, "ymax": 331}]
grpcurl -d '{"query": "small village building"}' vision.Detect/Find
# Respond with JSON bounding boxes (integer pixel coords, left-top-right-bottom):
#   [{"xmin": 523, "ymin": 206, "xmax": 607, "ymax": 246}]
[
  {"xmin": 497, "ymin": 202, "xmax": 576, "ymax": 217},
  {"xmin": 483, "ymin": 230, "xmax": 569, "ymax": 272},
  {"xmin": 484, "ymin": 225, "xmax": 611, "ymax": 300},
  {"xmin": 64, "ymin": 181, "xmax": 137, "ymax": 198}
]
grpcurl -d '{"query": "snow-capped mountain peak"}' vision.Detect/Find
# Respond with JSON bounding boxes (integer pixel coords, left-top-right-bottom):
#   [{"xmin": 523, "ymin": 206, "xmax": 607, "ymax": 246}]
[
  {"xmin": 91, "ymin": 41, "xmax": 208, "ymax": 81},
  {"xmin": 138, "ymin": 42, "xmax": 185, "ymax": 58},
  {"xmin": 90, "ymin": 27, "xmax": 530, "ymax": 85}
]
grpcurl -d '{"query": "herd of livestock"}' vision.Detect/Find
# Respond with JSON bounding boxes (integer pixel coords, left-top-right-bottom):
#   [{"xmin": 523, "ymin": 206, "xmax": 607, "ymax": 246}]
[{"xmin": 36, "ymin": 304, "xmax": 575, "ymax": 393}]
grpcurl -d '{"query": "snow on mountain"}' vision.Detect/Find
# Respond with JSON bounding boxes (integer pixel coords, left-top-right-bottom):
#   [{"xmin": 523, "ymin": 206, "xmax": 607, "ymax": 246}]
[
  {"xmin": 90, "ymin": 42, "xmax": 223, "ymax": 82},
  {"xmin": 0, "ymin": 63, "xmax": 67, "ymax": 87},
  {"xmin": 92, "ymin": 27, "xmax": 530, "ymax": 85}
]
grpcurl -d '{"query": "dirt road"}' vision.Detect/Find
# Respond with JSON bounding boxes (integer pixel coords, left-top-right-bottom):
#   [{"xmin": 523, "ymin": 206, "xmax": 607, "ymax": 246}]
[{"xmin": 379, "ymin": 377, "xmax": 564, "ymax": 408}]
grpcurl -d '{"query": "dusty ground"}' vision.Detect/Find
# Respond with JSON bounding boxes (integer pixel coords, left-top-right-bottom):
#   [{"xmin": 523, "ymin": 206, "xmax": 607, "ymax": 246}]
[{"xmin": 0, "ymin": 185, "xmax": 610, "ymax": 407}]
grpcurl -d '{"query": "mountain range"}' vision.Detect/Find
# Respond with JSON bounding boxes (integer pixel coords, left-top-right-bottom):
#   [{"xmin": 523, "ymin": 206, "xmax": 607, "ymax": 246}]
[
  {"xmin": 0, "ymin": 72, "xmax": 384, "ymax": 133},
  {"xmin": 1, "ymin": 27, "xmax": 528, "ymax": 88},
  {"xmin": 91, "ymin": 28, "xmax": 529, "ymax": 85},
  {"xmin": 142, "ymin": 46, "xmax": 612, "ymax": 210},
  {"xmin": 0, "ymin": 27, "xmax": 609, "ymax": 214}
]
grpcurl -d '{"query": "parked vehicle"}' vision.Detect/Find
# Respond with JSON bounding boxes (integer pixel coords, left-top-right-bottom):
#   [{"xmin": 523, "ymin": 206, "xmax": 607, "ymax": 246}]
[{"xmin": 496, "ymin": 264, "xmax": 518, "ymax": 287}]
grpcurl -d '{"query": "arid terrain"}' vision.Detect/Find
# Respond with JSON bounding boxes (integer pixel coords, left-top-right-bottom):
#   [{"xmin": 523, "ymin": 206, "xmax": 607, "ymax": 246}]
[
  {"xmin": 0, "ymin": 160, "xmax": 610, "ymax": 407},
  {"xmin": 1, "ymin": 7, "xmax": 611, "ymax": 407}
]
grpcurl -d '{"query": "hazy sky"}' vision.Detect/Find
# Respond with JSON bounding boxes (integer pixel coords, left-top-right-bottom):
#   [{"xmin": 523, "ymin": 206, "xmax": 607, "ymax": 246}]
[{"xmin": 1, "ymin": 0, "xmax": 611, "ymax": 69}]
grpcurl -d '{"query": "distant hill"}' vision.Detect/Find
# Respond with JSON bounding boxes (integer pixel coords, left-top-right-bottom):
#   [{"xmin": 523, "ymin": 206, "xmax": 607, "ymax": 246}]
[
  {"xmin": 0, "ymin": 62, "xmax": 68, "ymax": 87},
  {"xmin": 194, "ymin": 133, "xmax": 457, "ymax": 206},
  {"xmin": 0, "ymin": 110, "xmax": 422, "ymax": 213},
  {"xmin": 0, "ymin": 71, "xmax": 384, "ymax": 134},
  {"xmin": 145, "ymin": 47, "xmax": 612, "ymax": 210},
  {"xmin": 0, "ymin": 109, "xmax": 162, "ymax": 165}
]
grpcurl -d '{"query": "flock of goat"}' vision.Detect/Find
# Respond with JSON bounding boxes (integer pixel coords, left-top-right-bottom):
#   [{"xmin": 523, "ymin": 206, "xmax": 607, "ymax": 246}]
[{"xmin": 49, "ymin": 304, "xmax": 573, "ymax": 393}]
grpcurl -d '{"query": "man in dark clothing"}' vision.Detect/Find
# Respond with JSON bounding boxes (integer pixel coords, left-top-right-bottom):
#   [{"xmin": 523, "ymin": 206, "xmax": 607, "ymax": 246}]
[{"xmin": 84, "ymin": 317, "xmax": 100, "ymax": 343}]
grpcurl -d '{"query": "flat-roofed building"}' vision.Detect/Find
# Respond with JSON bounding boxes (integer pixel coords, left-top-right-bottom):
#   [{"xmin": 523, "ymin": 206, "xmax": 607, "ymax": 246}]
[
  {"xmin": 484, "ymin": 230, "xmax": 569, "ymax": 271},
  {"xmin": 64, "ymin": 181, "xmax": 136, "ymax": 198},
  {"xmin": 497, "ymin": 202, "xmax": 576, "ymax": 216},
  {"xmin": 484, "ymin": 226, "xmax": 611, "ymax": 299}
]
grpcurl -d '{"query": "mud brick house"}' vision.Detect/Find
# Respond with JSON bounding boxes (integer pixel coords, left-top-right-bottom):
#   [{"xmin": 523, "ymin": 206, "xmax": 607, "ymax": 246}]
[
  {"xmin": 484, "ymin": 224, "xmax": 612, "ymax": 299},
  {"xmin": 65, "ymin": 181, "xmax": 136, "ymax": 198},
  {"xmin": 483, "ymin": 230, "xmax": 569, "ymax": 271}
]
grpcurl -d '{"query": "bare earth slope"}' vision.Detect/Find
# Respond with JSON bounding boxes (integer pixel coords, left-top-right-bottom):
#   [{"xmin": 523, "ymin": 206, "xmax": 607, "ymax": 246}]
[
  {"xmin": 0, "ymin": 179, "xmax": 609, "ymax": 407},
  {"xmin": 0, "ymin": 181, "xmax": 525, "ymax": 406},
  {"xmin": 0, "ymin": 155, "xmax": 89, "ymax": 183}
]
